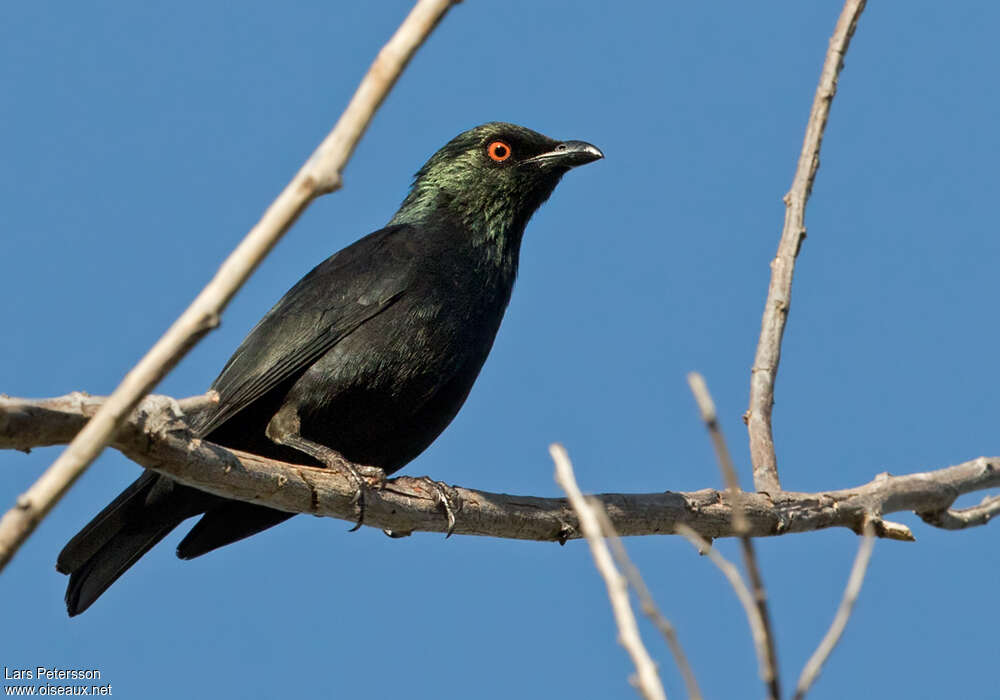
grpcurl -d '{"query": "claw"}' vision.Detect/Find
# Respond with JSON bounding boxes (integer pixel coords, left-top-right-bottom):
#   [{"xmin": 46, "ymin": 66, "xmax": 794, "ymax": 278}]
[
  {"xmin": 344, "ymin": 467, "xmax": 366, "ymax": 532},
  {"xmin": 442, "ymin": 497, "xmax": 456, "ymax": 538},
  {"xmin": 347, "ymin": 500, "xmax": 364, "ymax": 532},
  {"xmin": 345, "ymin": 463, "xmax": 386, "ymax": 531},
  {"xmin": 418, "ymin": 477, "xmax": 458, "ymax": 537}
]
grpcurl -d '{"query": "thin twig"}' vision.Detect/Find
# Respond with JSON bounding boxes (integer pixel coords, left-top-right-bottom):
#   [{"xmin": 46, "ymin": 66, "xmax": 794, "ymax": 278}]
[
  {"xmin": 687, "ymin": 373, "xmax": 747, "ymax": 534},
  {"xmin": 746, "ymin": 0, "xmax": 868, "ymax": 493},
  {"xmin": 594, "ymin": 507, "xmax": 703, "ymax": 700},
  {"xmin": 551, "ymin": 444, "xmax": 667, "ymax": 700},
  {"xmin": 675, "ymin": 524, "xmax": 770, "ymax": 684},
  {"xmin": 686, "ymin": 373, "xmax": 781, "ymax": 700},
  {"xmin": 734, "ymin": 529, "xmax": 780, "ymax": 697},
  {"xmin": 177, "ymin": 391, "xmax": 219, "ymax": 414},
  {"xmin": 793, "ymin": 519, "xmax": 876, "ymax": 700},
  {"xmin": 0, "ymin": 0, "xmax": 457, "ymax": 572},
  {"xmin": 919, "ymin": 494, "xmax": 1000, "ymax": 530}
]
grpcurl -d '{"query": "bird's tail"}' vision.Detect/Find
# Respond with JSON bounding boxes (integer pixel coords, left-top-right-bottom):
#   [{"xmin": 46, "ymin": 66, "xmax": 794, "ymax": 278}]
[{"xmin": 57, "ymin": 472, "xmax": 209, "ymax": 616}]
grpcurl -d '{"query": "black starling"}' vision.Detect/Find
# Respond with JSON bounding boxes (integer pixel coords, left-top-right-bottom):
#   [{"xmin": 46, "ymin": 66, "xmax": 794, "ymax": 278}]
[{"xmin": 57, "ymin": 122, "xmax": 603, "ymax": 615}]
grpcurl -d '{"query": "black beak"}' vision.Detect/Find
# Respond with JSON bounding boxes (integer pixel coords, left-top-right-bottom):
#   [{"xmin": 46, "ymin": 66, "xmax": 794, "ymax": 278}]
[{"xmin": 523, "ymin": 140, "xmax": 604, "ymax": 168}]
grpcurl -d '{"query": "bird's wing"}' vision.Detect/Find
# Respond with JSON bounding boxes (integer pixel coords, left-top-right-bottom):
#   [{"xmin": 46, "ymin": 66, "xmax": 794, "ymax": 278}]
[{"xmin": 191, "ymin": 225, "xmax": 416, "ymax": 437}]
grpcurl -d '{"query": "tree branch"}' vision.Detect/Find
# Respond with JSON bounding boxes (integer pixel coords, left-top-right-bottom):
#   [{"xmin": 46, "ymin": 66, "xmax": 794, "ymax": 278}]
[
  {"xmin": 0, "ymin": 0, "xmax": 457, "ymax": 573},
  {"xmin": 687, "ymin": 373, "xmax": 780, "ymax": 700},
  {"xmin": 552, "ymin": 444, "xmax": 667, "ymax": 700},
  {"xmin": 2, "ymin": 394, "xmax": 997, "ymax": 543},
  {"xmin": 918, "ymin": 494, "xmax": 1000, "ymax": 530},
  {"xmin": 594, "ymin": 505, "xmax": 703, "ymax": 700},
  {"xmin": 793, "ymin": 518, "xmax": 875, "ymax": 700},
  {"xmin": 675, "ymin": 525, "xmax": 771, "ymax": 694},
  {"xmin": 746, "ymin": 0, "xmax": 868, "ymax": 492}
]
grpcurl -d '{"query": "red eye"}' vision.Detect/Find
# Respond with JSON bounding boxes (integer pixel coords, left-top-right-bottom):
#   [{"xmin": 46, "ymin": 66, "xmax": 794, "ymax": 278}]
[{"xmin": 487, "ymin": 141, "xmax": 512, "ymax": 162}]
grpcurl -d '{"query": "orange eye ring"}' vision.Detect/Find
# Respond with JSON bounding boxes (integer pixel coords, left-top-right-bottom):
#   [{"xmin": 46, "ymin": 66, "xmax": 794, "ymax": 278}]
[{"xmin": 487, "ymin": 140, "xmax": 512, "ymax": 162}]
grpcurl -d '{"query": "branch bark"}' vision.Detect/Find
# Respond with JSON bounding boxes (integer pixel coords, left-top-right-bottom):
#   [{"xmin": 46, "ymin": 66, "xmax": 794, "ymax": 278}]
[
  {"xmin": 746, "ymin": 0, "xmax": 868, "ymax": 493},
  {"xmin": 0, "ymin": 0, "xmax": 457, "ymax": 572},
  {"xmin": 3, "ymin": 393, "xmax": 997, "ymax": 543}
]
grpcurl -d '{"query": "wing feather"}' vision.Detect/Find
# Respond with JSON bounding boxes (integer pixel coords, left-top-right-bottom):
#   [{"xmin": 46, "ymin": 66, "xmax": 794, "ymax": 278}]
[{"xmin": 191, "ymin": 225, "xmax": 415, "ymax": 437}]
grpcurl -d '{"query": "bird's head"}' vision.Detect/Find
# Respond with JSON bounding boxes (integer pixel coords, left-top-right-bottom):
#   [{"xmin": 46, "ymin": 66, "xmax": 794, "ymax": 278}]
[{"xmin": 391, "ymin": 122, "xmax": 603, "ymax": 249}]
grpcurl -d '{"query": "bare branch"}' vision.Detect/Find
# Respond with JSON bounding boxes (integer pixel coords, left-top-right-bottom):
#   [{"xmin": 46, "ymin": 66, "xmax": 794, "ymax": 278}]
[
  {"xmin": 687, "ymin": 373, "xmax": 747, "ymax": 534},
  {"xmin": 687, "ymin": 374, "xmax": 780, "ymax": 700},
  {"xmin": 0, "ymin": 0, "xmax": 457, "ymax": 572},
  {"xmin": 3, "ymin": 394, "xmax": 1000, "ymax": 543},
  {"xmin": 793, "ymin": 519, "xmax": 876, "ymax": 700},
  {"xmin": 746, "ymin": 0, "xmax": 868, "ymax": 492},
  {"xmin": 675, "ymin": 525, "xmax": 771, "ymax": 690},
  {"xmin": 551, "ymin": 444, "xmax": 667, "ymax": 700},
  {"xmin": 919, "ymin": 494, "xmax": 1000, "ymax": 530},
  {"xmin": 177, "ymin": 391, "xmax": 220, "ymax": 414},
  {"xmin": 594, "ymin": 507, "xmax": 703, "ymax": 700}
]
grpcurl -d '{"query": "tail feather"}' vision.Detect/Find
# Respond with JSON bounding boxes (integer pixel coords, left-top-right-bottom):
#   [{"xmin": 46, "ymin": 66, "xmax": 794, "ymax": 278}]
[
  {"xmin": 57, "ymin": 472, "xmax": 159, "ymax": 575},
  {"xmin": 58, "ymin": 473, "xmax": 215, "ymax": 616},
  {"xmin": 64, "ymin": 520, "xmax": 181, "ymax": 616},
  {"xmin": 176, "ymin": 502, "xmax": 294, "ymax": 560}
]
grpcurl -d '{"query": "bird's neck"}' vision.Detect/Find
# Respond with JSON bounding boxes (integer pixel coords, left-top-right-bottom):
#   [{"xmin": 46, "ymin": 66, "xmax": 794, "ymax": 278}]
[{"xmin": 390, "ymin": 188, "xmax": 527, "ymax": 286}]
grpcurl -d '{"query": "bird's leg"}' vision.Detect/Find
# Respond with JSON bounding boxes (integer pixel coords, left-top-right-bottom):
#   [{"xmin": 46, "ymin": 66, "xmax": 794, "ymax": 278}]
[{"xmin": 266, "ymin": 409, "xmax": 384, "ymax": 531}]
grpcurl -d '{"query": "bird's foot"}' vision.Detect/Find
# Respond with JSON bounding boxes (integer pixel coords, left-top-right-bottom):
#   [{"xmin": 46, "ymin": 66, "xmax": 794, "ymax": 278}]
[
  {"xmin": 336, "ymin": 461, "xmax": 385, "ymax": 532},
  {"xmin": 265, "ymin": 413, "xmax": 385, "ymax": 531},
  {"xmin": 417, "ymin": 477, "xmax": 459, "ymax": 537},
  {"xmin": 293, "ymin": 446, "xmax": 384, "ymax": 531},
  {"xmin": 354, "ymin": 463, "xmax": 387, "ymax": 488}
]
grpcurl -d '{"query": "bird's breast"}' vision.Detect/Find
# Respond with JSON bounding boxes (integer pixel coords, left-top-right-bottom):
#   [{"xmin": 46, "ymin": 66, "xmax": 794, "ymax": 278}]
[{"xmin": 288, "ymin": 269, "xmax": 513, "ymax": 471}]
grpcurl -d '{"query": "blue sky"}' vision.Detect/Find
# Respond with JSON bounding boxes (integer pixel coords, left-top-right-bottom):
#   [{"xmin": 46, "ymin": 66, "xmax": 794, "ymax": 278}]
[{"xmin": 2, "ymin": 2, "xmax": 998, "ymax": 698}]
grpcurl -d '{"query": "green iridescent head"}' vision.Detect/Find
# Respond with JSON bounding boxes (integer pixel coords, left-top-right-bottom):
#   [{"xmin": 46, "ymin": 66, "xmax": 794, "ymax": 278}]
[{"xmin": 391, "ymin": 122, "xmax": 603, "ymax": 245}]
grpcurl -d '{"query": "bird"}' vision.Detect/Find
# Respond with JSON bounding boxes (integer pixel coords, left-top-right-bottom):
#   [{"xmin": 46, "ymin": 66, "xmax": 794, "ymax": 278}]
[{"xmin": 56, "ymin": 122, "xmax": 603, "ymax": 616}]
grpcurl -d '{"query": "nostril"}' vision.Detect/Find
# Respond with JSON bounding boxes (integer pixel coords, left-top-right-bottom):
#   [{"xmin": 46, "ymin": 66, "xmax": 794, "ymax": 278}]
[{"xmin": 555, "ymin": 143, "xmax": 567, "ymax": 151}]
